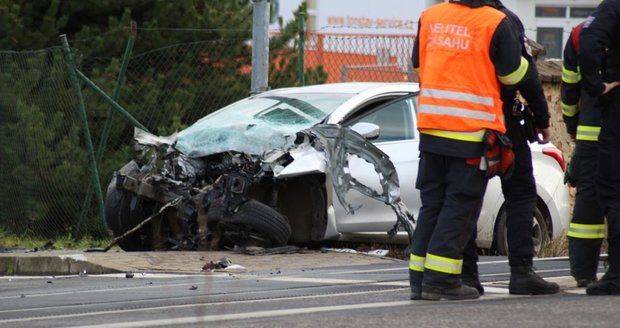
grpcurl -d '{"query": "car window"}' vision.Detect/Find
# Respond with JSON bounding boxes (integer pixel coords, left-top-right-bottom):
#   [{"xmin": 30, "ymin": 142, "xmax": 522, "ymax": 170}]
[{"xmin": 348, "ymin": 96, "xmax": 415, "ymax": 142}]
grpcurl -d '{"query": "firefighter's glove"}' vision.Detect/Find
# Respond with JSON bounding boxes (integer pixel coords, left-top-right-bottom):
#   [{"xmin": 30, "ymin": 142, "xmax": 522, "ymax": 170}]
[
  {"xmin": 564, "ymin": 162, "xmax": 576, "ymax": 187},
  {"xmin": 483, "ymin": 130, "xmax": 515, "ymax": 179}
]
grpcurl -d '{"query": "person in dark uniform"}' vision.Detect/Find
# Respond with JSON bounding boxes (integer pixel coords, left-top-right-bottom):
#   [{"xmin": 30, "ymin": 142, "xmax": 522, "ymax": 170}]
[
  {"xmin": 459, "ymin": 0, "xmax": 559, "ymax": 296},
  {"xmin": 410, "ymin": 0, "xmax": 529, "ymax": 300},
  {"xmin": 562, "ymin": 22, "xmax": 605, "ymax": 288},
  {"xmin": 579, "ymin": 0, "xmax": 620, "ymax": 296}
]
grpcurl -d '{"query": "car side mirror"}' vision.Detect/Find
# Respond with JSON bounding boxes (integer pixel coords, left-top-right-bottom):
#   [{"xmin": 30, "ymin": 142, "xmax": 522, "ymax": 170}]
[{"xmin": 351, "ymin": 122, "xmax": 380, "ymax": 140}]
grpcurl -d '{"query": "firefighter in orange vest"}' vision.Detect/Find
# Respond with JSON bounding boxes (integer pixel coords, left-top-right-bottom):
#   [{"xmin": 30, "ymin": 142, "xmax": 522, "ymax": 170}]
[{"xmin": 409, "ymin": 0, "xmax": 530, "ymax": 300}]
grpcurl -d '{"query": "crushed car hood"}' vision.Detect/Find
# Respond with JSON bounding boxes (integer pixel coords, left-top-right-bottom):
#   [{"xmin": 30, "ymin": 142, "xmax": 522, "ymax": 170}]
[{"xmin": 175, "ymin": 120, "xmax": 312, "ymax": 158}]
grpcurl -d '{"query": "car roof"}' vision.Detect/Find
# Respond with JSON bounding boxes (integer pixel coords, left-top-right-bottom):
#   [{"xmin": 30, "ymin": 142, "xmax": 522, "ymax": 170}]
[{"xmin": 258, "ymin": 82, "xmax": 419, "ymax": 96}]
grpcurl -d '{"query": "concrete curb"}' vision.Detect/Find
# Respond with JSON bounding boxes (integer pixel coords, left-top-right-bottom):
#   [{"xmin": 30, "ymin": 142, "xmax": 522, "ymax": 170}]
[
  {"xmin": 0, "ymin": 250, "xmax": 398, "ymax": 276},
  {"xmin": 0, "ymin": 253, "xmax": 120, "ymax": 276}
]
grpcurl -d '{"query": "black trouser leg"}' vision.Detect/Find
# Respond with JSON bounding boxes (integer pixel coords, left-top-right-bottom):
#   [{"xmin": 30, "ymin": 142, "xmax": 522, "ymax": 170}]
[
  {"xmin": 410, "ymin": 152, "xmax": 445, "ymax": 289},
  {"xmin": 568, "ymin": 142, "xmax": 604, "ymax": 280},
  {"xmin": 501, "ymin": 136, "xmax": 537, "ymax": 268},
  {"xmin": 598, "ymin": 96, "xmax": 620, "ymax": 278},
  {"xmin": 422, "ymin": 155, "xmax": 488, "ymax": 288}
]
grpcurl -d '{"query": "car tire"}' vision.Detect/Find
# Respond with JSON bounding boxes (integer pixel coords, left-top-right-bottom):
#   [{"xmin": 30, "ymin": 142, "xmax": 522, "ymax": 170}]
[
  {"xmin": 219, "ymin": 200, "xmax": 291, "ymax": 248},
  {"xmin": 104, "ymin": 185, "xmax": 154, "ymax": 251},
  {"xmin": 495, "ymin": 205, "xmax": 550, "ymax": 256}
]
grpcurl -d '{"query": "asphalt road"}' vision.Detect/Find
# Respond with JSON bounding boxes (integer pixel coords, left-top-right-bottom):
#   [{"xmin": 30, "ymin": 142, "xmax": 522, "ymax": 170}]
[{"xmin": 0, "ymin": 256, "xmax": 614, "ymax": 328}]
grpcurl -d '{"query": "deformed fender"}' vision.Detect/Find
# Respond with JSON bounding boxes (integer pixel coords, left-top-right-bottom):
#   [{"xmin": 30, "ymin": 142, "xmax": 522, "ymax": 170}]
[
  {"xmin": 303, "ymin": 124, "xmax": 416, "ymax": 240},
  {"xmin": 274, "ymin": 144, "xmax": 327, "ymax": 179}
]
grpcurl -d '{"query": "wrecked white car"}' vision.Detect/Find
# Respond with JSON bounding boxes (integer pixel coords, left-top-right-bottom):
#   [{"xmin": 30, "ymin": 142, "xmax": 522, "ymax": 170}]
[
  {"xmin": 105, "ymin": 83, "xmax": 415, "ymax": 251},
  {"xmin": 106, "ymin": 82, "xmax": 570, "ymax": 254}
]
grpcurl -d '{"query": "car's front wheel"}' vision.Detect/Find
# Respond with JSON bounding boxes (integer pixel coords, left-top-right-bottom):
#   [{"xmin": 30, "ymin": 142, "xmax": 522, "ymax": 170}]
[
  {"xmin": 217, "ymin": 200, "xmax": 292, "ymax": 248},
  {"xmin": 494, "ymin": 204, "xmax": 550, "ymax": 256},
  {"xmin": 104, "ymin": 185, "xmax": 155, "ymax": 251}
]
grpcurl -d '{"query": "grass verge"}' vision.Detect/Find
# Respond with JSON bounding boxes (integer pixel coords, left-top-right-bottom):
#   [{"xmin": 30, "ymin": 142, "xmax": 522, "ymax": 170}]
[{"xmin": 0, "ymin": 228, "xmax": 111, "ymax": 251}]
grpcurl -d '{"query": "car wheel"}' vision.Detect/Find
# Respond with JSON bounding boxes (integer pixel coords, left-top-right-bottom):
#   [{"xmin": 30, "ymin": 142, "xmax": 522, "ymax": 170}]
[
  {"xmin": 218, "ymin": 200, "xmax": 291, "ymax": 248},
  {"xmin": 495, "ymin": 205, "xmax": 550, "ymax": 256},
  {"xmin": 104, "ymin": 185, "xmax": 154, "ymax": 251}
]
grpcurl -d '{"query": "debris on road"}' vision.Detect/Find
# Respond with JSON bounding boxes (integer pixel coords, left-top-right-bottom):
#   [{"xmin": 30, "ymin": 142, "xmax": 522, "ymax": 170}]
[
  {"xmin": 202, "ymin": 257, "xmax": 232, "ymax": 271},
  {"xmin": 189, "ymin": 285, "xmax": 198, "ymax": 290},
  {"xmin": 233, "ymin": 245, "xmax": 305, "ymax": 256},
  {"xmin": 220, "ymin": 264, "xmax": 246, "ymax": 273},
  {"xmin": 125, "ymin": 272, "xmax": 134, "ymax": 279},
  {"xmin": 320, "ymin": 247, "xmax": 390, "ymax": 257}
]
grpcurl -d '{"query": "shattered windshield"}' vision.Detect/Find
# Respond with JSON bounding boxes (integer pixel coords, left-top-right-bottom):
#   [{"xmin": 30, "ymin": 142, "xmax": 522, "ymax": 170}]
[{"xmin": 175, "ymin": 93, "xmax": 353, "ymax": 158}]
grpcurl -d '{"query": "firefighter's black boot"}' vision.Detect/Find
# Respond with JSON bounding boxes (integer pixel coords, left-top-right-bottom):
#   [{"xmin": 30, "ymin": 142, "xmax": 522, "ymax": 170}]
[
  {"xmin": 509, "ymin": 266, "xmax": 560, "ymax": 295},
  {"xmin": 410, "ymin": 286, "xmax": 422, "ymax": 300},
  {"xmin": 586, "ymin": 272, "xmax": 620, "ymax": 295},
  {"xmin": 461, "ymin": 274, "xmax": 484, "ymax": 295},
  {"xmin": 421, "ymin": 284, "xmax": 480, "ymax": 301}
]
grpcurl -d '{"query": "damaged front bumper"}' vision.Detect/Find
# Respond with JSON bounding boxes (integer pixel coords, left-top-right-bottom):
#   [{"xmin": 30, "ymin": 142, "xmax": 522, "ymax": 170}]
[{"xmin": 106, "ymin": 124, "xmax": 415, "ymax": 251}]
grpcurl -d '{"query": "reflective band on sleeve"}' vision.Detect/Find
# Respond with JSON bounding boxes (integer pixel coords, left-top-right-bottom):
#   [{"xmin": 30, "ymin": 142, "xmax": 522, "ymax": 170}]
[
  {"xmin": 562, "ymin": 66, "xmax": 581, "ymax": 84},
  {"xmin": 420, "ymin": 129, "xmax": 486, "ymax": 142},
  {"xmin": 409, "ymin": 254, "xmax": 425, "ymax": 272},
  {"xmin": 424, "ymin": 253, "xmax": 463, "ymax": 275},
  {"xmin": 418, "ymin": 104, "xmax": 497, "ymax": 122},
  {"xmin": 561, "ymin": 102, "xmax": 579, "ymax": 117},
  {"xmin": 414, "ymin": 67, "xmax": 420, "ymax": 73},
  {"xmin": 576, "ymin": 125, "xmax": 600, "ymax": 141},
  {"xmin": 498, "ymin": 56, "xmax": 529, "ymax": 85},
  {"xmin": 421, "ymin": 88, "xmax": 495, "ymax": 107},
  {"xmin": 567, "ymin": 222, "xmax": 606, "ymax": 239}
]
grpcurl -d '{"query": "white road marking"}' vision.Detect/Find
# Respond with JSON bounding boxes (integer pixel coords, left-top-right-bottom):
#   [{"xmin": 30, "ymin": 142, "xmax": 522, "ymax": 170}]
[
  {"xmin": 482, "ymin": 286, "xmax": 510, "ymax": 294},
  {"xmin": 564, "ymin": 289, "xmax": 586, "ymax": 295},
  {"xmin": 372, "ymin": 281, "xmax": 410, "ymax": 287},
  {"xmin": 64, "ymin": 301, "xmax": 416, "ymax": 328},
  {"xmin": 480, "ymin": 268, "xmax": 570, "ymax": 277},
  {"xmin": 0, "ymin": 288, "xmax": 408, "ymax": 324},
  {"xmin": 259, "ymin": 276, "xmax": 373, "ymax": 284},
  {"xmin": 0, "ymin": 275, "xmax": 229, "ymax": 300},
  {"xmin": 326, "ymin": 256, "xmax": 582, "ymax": 276}
]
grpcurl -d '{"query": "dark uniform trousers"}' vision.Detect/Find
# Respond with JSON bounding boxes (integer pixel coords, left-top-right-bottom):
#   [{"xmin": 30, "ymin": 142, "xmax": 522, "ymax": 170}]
[
  {"xmin": 462, "ymin": 116, "xmax": 537, "ymax": 278},
  {"xmin": 598, "ymin": 89, "xmax": 620, "ymax": 279},
  {"xmin": 569, "ymin": 141, "xmax": 604, "ymax": 280},
  {"xmin": 410, "ymin": 151, "xmax": 488, "ymax": 288}
]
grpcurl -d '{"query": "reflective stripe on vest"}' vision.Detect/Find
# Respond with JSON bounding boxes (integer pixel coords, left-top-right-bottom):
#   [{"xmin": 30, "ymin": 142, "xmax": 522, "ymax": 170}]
[
  {"xmin": 420, "ymin": 129, "xmax": 486, "ymax": 142},
  {"xmin": 416, "ymin": 3, "xmax": 507, "ymax": 137},
  {"xmin": 567, "ymin": 223, "xmax": 606, "ymax": 239},
  {"xmin": 562, "ymin": 66, "xmax": 581, "ymax": 84},
  {"xmin": 421, "ymin": 88, "xmax": 495, "ymax": 107},
  {"xmin": 561, "ymin": 101, "xmax": 579, "ymax": 117},
  {"xmin": 576, "ymin": 125, "xmax": 600, "ymax": 141},
  {"xmin": 419, "ymin": 104, "xmax": 497, "ymax": 122},
  {"xmin": 424, "ymin": 253, "xmax": 463, "ymax": 275},
  {"xmin": 409, "ymin": 254, "xmax": 425, "ymax": 272},
  {"xmin": 499, "ymin": 57, "xmax": 529, "ymax": 85}
]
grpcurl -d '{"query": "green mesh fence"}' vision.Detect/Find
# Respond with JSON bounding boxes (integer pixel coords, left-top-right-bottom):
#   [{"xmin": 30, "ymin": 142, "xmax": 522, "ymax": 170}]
[
  {"xmin": 0, "ymin": 47, "xmax": 99, "ymax": 238},
  {"xmin": 0, "ymin": 33, "xmax": 255, "ymax": 240},
  {"xmin": 0, "ymin": 26, "xmax": 416, "ymax": 241}
]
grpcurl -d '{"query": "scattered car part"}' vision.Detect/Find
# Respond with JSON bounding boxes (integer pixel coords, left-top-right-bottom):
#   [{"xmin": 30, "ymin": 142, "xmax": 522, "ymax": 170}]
[{"xmin": 304, "ymin": 124, "xmax": 415, "ymax": 240}]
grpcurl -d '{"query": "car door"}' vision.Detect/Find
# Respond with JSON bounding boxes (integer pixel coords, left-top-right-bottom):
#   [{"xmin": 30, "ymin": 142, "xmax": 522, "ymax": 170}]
[{"xmin": 334, "ymin": 95, "xmax": 420, "ymax": 234}]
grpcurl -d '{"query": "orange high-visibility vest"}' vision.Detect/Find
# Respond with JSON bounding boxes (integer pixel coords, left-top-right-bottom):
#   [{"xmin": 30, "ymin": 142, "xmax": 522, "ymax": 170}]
[{"xmin": 417, "ymin": 3, "xmax": 507, "ymax": 140}]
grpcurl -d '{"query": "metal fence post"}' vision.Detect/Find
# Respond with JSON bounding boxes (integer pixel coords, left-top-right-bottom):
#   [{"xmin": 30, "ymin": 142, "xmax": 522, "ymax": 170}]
[
  {"xmin": 298, "ymin": 12, "xmax": 306, "ymax": 86},
  {"xmin": 75, "ymin": 22, "xmax": 137, "ymax": 237},
  {"xmin": 251, "ymin": 0, "xmax": 270, "ymax": 94},
  {"xmin": 59, "ymin": 34, "xmax": 107, "ymax": 232}
]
